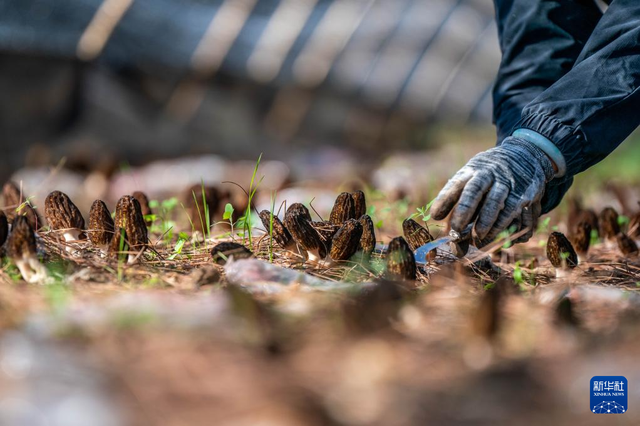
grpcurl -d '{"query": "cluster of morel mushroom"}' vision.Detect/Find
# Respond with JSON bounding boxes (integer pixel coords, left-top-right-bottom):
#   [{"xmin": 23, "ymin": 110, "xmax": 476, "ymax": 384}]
[
  {"xmin": 256, "ymin": 191, "xmax": 374, "ymax": 265},
  {"xmin": 249, "ymin": 191, "xmax": 433, "ymax": 282},
  {"xmin": 546, "ymin": 202, "xmax": 640, "ymax": 278},
  {"xmin": 0, "ymin": 182, "xmax": 152, "ymax": 283}
]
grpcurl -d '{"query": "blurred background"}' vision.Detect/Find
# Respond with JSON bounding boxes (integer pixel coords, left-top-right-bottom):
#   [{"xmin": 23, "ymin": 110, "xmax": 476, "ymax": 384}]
[{"xmin": 0, "ymin": 0, "xmax": 500, "ymax": 188}]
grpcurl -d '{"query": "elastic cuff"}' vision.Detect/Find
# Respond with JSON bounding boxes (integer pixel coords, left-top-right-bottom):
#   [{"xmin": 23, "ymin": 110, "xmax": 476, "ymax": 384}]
[
  {"xmin": 512, "ymin": 129, "xmax": 567, "ymax": 178},
  {"xmin": 502, "ymin": 137, "xmax": 556, "ymax": 182},
  {"xmin": 515, "ymin": 112, "xmax": 585, "ymax": 177}
]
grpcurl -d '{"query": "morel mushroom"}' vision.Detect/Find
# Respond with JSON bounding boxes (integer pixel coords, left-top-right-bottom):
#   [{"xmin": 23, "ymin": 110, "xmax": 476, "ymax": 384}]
[
  {"xmin": 311, "ymin": 220, "xmax": 340, "ymax": 249},
  {"xmin": 2, "ymin": 181, "xmax": 42, "ymax": 229},
  {"xmin": 7, "ymin": 216, "xmax": 48, "ymax": 283},
  {"xmin": 44, "ymin": 191, "xmax": 85, "ymax": 252},
  {"xmin": 567, "ymin": 197, "xmax": 598, "ymax": 237},
  {"xmin": 571, "ymin": 221, "xmax": 591, "ymax": 261},
  {"xmin": 450, "ymin": 233, "xmax": 472, "ymax": 258},
  {"xmin": 577, "ymin": 209, "xmax": 599, "ymax": 237},
  {"xmin": 599, "ymin": 207, "xmax": 620, "ymax": 242},
  {"xmin": 0, "ymin": 210, "xmax": 8, "ymax": 247},
  {"xmin": 617, "ymin": 233, "xmax": 638, "ymax": 256},
  {"xmin": 351, "ymin": 190, "xmax": 367, "ymax": 219},
  {"xmin": 88, "ymin": 200, "xmax": 115, "ymax": 254},
  {"xmin": 284, "ymin": 209, "xmax": 327, "ymax": 262},
  {"xmin": 358, "ymin": 214, "xmax": 376, "ymax": 256},
  {"xmin": 286, "ymin": 203, "xmax": 312, "ymax": 222},
  {"xmin": 112, "ymin": 195, "xmax": 149, "ymax": 263},
  {"xmin": 385, "ymin": 236, "xmax": 417, "ymax": 281},
  {"xmin": 330, "ymin": 219, "xmax": 363, "ymax": 261},
  {"xmin": 184, "ymin": 184, "xmax": 219, "ymax": 235},
  {"xmin": 211, "ymin": 241, "xmax": 253, "ymax": 265},
  {"xmin": 546, "ymin": 232, "xmax": 578, "ymax": 278},
  {"xmin": 329, "ymin": 192, "xmax": 356, "ymax": 225},
  {"xmin": 258, "ymin": 210, "xmax": 294, "ymax": 250},
  {"xmin": 402, "ymin": 218, "xmax": 433, "ymax": 251},
  {"xmin": 132, "ymin": 191, "xmax": 153, "ymax": 227}
]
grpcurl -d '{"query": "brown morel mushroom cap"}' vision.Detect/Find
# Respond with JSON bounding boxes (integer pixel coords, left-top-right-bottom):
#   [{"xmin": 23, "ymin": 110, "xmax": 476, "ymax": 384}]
[
  {"xmin": 0, "ymin": 210, "xmax": 7, "ymax": 247},
  {"xmin": 44, "ymin": 191, "xmax": 85, "ymax": 231},
  {"xmin": 2, "ymin": 181, "xmax": 22, "ymax": 221},
  {"xmin": 546, "ymin": 232, "xmax": 578, "ymax": 275},
  {"xmin": 311, "ymin": 221, "xmax": 340, "ymax": 248},
  {"xmin": 7, "ymin": 216, "xmax": 48, "ymax": 283},
  {"xmin": 450, "ymin": 235, "xmax": 471, "ymax": 258},
  {"xmin": 599, "ymin": 207, "xmax": 620, "ymax": 240},
  {"xmin": 402, "ymin": 218, "xmax": 433, "ymax": 251},
  {"xmin": 88, "ymin": 200, "xmax": 115, "ymax": 247},
  {"xmin": 284, "ymin": 209, "xmax": 327, "ymax": 261},
  {"xmin": 385, "ymin": 236, "xmax": 417, "ymax": 281},
  {"xmin": 8, "ymin": 216, "xmax": 37, "ymax": 259},
  {"xmin": 132, "ymin": 191, "xmax": 153, "ymax": 227},
  {"xmin": 113, "ymin": 196, "xmax": 149, "ymax": 262},
  {"xmin": 258, "ymin": 210, "xmax": 292, "ymax": 249},
  {"xmin": 329, "ymin": 192, "xmax": 356, "ymax": 225},
  {"xmin": 577, "ymin": 209, "xmax": 599, "ymax": 236},
  {"xmin": 617, "ymin": 233, "xmax": 638, "ymax": 256},
  {"xmin": 211, "ymin": 242, "xmax": 253, "ymax": 265},
  {"xmin": 358, "ymin": 214, "xmax": 376, "ymax": 256},
  {"xmin": 185, "ymin": 184, "xmax": 219, "ymax": 234},
  {"xmin": 285, "ymin": 203, "xmax": 312, "ymax": 222},
  {"xmin": 571, "ymin": 221, "xmax": 591, "ymax": 257},
  {"xmin": 3, "ymin": 181, "xmax": 42, "ymax": 229},
  {"xmin": 330, "ymin": 219, "xmax": 363, "ymax": 261},
  {"xmin": 351, "ymin": 190, "xmax": 367, "ymax": 219}
]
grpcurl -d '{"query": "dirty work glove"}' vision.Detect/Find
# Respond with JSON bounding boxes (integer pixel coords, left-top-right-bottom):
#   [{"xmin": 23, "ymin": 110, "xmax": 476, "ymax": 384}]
[{"xmin": 431, "ymin": 137, "xmax": 556, "ymax": 245}]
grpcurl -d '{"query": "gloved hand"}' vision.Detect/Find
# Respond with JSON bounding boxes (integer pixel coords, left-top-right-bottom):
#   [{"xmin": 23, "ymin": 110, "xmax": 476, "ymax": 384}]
[{"xmin": 431, "ymin": 137, "xmax": 556, "ymax": 245}]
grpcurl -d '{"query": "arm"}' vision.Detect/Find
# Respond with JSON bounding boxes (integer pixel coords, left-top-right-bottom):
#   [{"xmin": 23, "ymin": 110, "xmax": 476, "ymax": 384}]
[
  {"xmin": 492, "ymin": 0, "xmax": 603, "ymax": 142},
  {"xmin": 492, "ymin": 0, "xmax": 603, "ymax": 213},
  {"xmin": 432, "ymin": 1, "xmax": 640, "ymax": 243},
  {"xmin": 516, "ymin": 0, "xmax": 640, "ymax": 179}
]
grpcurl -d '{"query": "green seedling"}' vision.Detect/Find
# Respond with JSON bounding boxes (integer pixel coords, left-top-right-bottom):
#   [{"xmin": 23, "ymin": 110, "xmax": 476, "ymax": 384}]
[
  {"xmin": 241, "ymin": 153, "xmax": 264, "ymax": 245},
  {"xmin": 168, "ymin": 236, "xmax": 187, "ymax": 260},
  {"xmin": 536, "ymin": 217, "xmax": 551, "ymax": 234},
  {"xmin": 513, "ymin": 261, "xmax": 524, "ymax": 286},
  {"xmin": 618, "ymin": 215, "xmax": 630, "ymax": 227}
]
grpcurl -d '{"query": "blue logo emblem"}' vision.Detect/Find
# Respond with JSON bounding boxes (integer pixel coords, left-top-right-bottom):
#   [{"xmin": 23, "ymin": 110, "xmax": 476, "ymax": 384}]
[{"xmin": 590, "ymin": 376, "xmax": 627, "ymax": 414}]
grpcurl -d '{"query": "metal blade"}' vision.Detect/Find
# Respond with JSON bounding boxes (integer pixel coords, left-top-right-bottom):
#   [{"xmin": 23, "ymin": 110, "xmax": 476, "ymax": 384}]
[
  {"xmin": 414, "ymin": 224, "xmax": 473, "ymax": 265},
  {"xmin": 414, "ymin": 236, "xmax": 455, "ymax": 265}
]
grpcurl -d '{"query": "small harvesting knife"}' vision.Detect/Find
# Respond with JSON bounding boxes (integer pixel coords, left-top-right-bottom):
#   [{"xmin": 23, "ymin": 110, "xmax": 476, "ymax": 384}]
[{"xmin": 414, "ymin": 223, "xmax": 473, "ymax": 265}]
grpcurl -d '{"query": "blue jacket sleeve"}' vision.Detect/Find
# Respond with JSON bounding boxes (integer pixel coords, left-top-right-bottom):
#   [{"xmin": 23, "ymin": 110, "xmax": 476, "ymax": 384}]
[
  {"xmin": 516, "ymin": 0, "xmax": 640, "ymax": 181},
  {"xmin": 492, "ymin": 0, "xmax": 602, "ymax": 142}
]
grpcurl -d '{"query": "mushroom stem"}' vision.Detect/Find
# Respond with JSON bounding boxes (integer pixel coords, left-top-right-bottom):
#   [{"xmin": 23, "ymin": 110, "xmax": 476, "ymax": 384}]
[
  {"xmin": 15, "ymin": 254, "xmax": 49, "ymax": 284},
  {"xmin": 14, "ymin": 258, "xmax": 33, "ymax": 283},
  {"xmin": 97, "ymin": 244, "xmax": 109, "ymax": 257},
  {"xmin": 62, "ymin": 229, "xmax": 82, "ymax": 253},
  {"xmin": 555, "ymin": 268, "xmax": 572, "ymax": 279},
  {"xmin": 284, "ymin": 241, "xmax": 304, "ymax": 257},
  {"xmin": 306, "ymin": 248, "xmax": 324, "ymax": 263}
]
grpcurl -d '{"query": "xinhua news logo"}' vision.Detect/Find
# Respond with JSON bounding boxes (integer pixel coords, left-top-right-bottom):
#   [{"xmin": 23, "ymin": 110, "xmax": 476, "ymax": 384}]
[{"xmin": 590, "ymin": 376, "xmax": 627, "ymax": 414}]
